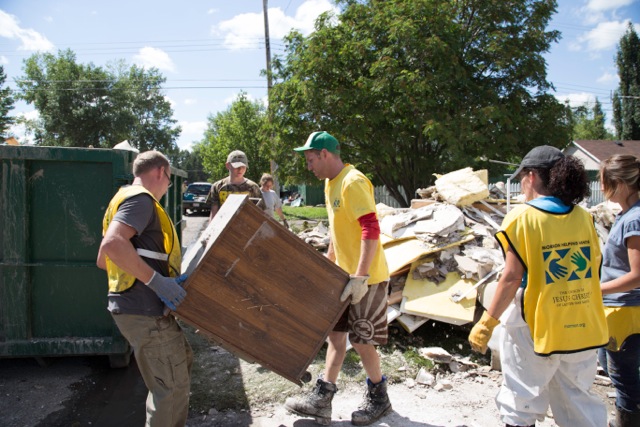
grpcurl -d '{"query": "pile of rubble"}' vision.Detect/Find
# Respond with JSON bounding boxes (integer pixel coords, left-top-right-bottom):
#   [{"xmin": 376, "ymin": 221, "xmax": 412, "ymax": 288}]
[{"xmin": 296, "ymin": 167, "xmax": 621, "ymax": 365}]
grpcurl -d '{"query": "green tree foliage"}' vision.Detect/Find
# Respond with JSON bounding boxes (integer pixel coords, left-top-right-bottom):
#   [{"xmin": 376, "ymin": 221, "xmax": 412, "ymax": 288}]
[
  {"xmin": 170, "ymin": 144, "xmax": 209, "ymax": 183},
  {"xmin": 0, "ymin": 65, "xmax": 15, "ymax": 138},
  {"xmin": 269, "ymin": 0, "xmax": 571, "ymax": 206},
  {"xmin": 570, "ymin": 98, "xmax": 613, "ymax": 140},
  {"xmin": 199, "ymin": 92, "xmax": 270, "ymax": 183},
  {"xmin": 16, "ymin": 49, "xmax": 180, "ymax": 153},
  {"xmin": 612, "ymin": 23, "xmax": 640, "ymax": 140}
]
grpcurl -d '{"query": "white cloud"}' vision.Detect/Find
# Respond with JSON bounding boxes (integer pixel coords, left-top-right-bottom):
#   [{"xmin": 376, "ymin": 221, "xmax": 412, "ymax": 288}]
[
  {"xmin": 555, "ymin": 92, "xmax": 598, "ymax": 107},
  {"xmin": 0, "ymin": 10, "xmax": 54, "ymax": 51},
  {"xmin": 207, "ymin": 8, "xmax": 218, "ymax": 15},
  {"xmin": 177, "ymin": 120, "xmax": 207, "ymax": 150},
  {"xmin": 597, "ymin": 71, "xmax": 618, "ymax": 84},
  {"xmin": 43, "ymin": 16, "xmax": 53, "ymax": 23},
  {"xmin": 133, "ymin": 47, "xmax": 176, "ymax": 72},
  {"xmin": 0, "ymin": 55, "xmax": 8, "ymax": 65},
  {"xmin": 213, "ymin": 0, "xmax": 338, "ymax": 50},
  {"xmin": 164, "ymin": 95, "xmax": 176, "ymax": 108},
  {"xmin": 8, "ymin": 110, "xmax": 41, "ymax": 145},
  {"xmin": 585, "ymin": 0, "xmax": 636, "ymax": 12},
  {"xmin": 184, "ymin": 98, "xmax": 197, "ymax": 105},
  {"xmin": 575, "ymin": 20, "xmax": 632, "ymax": 52}
]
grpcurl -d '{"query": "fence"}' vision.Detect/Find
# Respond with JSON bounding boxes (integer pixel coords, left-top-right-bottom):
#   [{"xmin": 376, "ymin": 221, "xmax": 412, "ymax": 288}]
[
  {"xmin": 374, "ymin": 185, "xmax": 408, "ymax": 208},
  {"xmin": 507, "ymin": 180, "xmax": 604, "ymax": 208},
  {"xmin": 375, "ymin": 181, "xmax": 605, "ymax": 209}
]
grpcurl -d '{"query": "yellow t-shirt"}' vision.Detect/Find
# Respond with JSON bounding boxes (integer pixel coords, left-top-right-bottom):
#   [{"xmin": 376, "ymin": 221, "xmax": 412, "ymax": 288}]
[
  {"xmin": 496, "ymin": 201, "xmax": 607, "ymax": 355},
  {"xmin": 325, "ymin": 165, "xmax": 389, "ymax": 284}
]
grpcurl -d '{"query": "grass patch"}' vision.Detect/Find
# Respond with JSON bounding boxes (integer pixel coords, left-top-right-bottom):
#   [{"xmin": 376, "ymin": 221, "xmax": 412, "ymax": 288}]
[{"xmin": 282, "ymin": 205, "xmax": 328, "ymax": 220}]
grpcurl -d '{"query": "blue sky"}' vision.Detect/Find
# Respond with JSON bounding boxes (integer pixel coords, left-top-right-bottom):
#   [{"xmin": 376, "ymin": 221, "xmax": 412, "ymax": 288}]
[{"xmin": 1, "ymin": 0, "xmax": 638, "ymax": 151}]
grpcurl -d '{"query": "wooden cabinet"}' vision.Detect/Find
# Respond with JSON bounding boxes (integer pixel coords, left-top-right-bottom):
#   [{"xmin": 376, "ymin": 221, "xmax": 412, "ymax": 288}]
[{"xmin": 177, "ymin": 194, "xmax": 349, "ymax": 385}]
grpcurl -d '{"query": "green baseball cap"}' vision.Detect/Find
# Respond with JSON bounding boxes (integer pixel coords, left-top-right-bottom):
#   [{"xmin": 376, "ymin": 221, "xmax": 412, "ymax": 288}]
[{"xmin": 294, "ymin": 131, "xmax": 340, "ymax": 154}]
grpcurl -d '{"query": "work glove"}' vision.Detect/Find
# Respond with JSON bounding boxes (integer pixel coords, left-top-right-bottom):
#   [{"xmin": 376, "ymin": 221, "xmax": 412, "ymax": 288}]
[
  {"xmin": 340, "ymin": 275, "xmax": 369, "ymax": 305},
  {"xmin": 282, "ymin": 219, "xmax": 289, "ymax": 229},
  {"xmin": 468, "ymin": 311, "xmax": 500, "ymax": 354},
  {"xmin": 146, "ymin": 272, "xmax": 187, "ymax": 311}
]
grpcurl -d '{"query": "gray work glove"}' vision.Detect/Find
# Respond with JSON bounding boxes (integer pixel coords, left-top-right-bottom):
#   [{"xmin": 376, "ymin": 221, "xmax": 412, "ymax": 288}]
[
  {"xmin": 146, "ymin": 272, "xmax": 187, "ymax": 311},
  {"xmin": 340, "ymin": 275, "xmax": 369, "ymax": 305}
]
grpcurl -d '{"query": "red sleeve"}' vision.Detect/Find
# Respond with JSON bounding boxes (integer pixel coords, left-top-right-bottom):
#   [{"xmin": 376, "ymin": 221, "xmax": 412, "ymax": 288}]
[{"xmin": 358, "ymin": 212, "xmax": 380, "ymax": 240}]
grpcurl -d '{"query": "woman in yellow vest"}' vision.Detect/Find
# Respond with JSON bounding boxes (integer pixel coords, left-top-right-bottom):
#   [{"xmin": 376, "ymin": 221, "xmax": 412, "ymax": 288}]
[
  {"xmin": 598, "ymin": 154, "xmax": 640, "ymax": 427},
  {"xmin": 468, "ymin": 146, "xmax": 608, "ymax": 427}
]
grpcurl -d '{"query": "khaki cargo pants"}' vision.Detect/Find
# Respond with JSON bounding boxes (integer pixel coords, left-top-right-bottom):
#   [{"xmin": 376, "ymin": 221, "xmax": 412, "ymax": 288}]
[{"xmin": 113, "ymin": 313, "xmax": 193, "ymax": 427}]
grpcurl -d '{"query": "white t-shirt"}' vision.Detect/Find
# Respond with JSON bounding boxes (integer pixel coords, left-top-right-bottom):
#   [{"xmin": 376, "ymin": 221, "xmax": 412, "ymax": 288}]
[{"xmin": 260, "ymin": 189, "xmax": 282, "ymax": 218}]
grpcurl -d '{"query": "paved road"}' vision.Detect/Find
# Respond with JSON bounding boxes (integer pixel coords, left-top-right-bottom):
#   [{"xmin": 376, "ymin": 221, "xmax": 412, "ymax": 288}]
[{"xmin": 0, "ymin": 214, "xmax": 209, "ymax": 427}]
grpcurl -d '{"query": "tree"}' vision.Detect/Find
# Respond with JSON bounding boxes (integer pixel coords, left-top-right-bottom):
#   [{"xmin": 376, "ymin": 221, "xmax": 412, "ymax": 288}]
[
  {"xmin": 107, "ymin": 61, "xmax": 181, "ymax": 154},
  {"xmin": 170, "ymin": 144, "xmax": 209, "ymax": 183},
  {"xmin": 270, "ymin": 0, "xmax": 571, "ymax": 206},
  {"xmin": 16, "ymin": 50, "xmax": 180, "ymax": 152},
  {"xmin": 0, "ymin": 65, "xmax": 15, "ymax": 138},
  {"xmin": 199, "ymin": 92, "xmax": 270, "ymax": 182},
  {"xmin": 612, "ymin": 23, "xmax": 640, "ymax": 140},
  {"xmin": 570, "ymin": 98, "xmax": 613, "ymax": 140}
]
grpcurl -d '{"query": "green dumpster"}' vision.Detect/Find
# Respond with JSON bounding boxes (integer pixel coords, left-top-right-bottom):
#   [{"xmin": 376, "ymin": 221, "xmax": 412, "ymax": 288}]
[{"xmin": 0, "ymin": 145, "xmax": 186, "ymax": 367}]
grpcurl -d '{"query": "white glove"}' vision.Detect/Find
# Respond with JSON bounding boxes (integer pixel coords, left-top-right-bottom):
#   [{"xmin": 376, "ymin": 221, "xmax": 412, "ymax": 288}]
[{"xmin": 340, "ymin": 275, "xmax": 369, "ymax": 304}]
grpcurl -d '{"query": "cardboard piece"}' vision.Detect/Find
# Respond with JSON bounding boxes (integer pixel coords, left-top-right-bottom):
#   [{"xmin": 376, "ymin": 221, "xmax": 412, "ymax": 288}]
[
  {"xmin": 401, "ymin": 265, "xmax": 476, "ymax": 325},
  {"xmin": 383, "ymin": 234, "xmax": 475, "ymax": 275},
  {"xmin": 177, "ymin": 194, "xmax": 349, "ymax": 385}
]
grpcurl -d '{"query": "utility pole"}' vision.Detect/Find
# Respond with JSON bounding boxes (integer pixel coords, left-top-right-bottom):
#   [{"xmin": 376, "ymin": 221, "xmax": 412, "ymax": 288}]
[
  {"xmin": 263, "ymin": 0, "xmax": 273, "ymax": 93},
  {"xmin": 263, "ymin": 0, "xmax": 279, "ymax": 188}
]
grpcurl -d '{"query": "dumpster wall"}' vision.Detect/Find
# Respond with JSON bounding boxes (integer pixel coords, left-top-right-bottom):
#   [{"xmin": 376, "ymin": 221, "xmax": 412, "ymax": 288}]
[{"xmin": 0, "ymin": 145, "xmax": 186, "ymax": 361}]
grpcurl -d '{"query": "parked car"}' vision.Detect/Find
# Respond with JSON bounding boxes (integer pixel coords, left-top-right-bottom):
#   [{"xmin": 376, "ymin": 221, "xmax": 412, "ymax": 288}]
[{"xmin": 182, "ymin": 182, "xmax": 212, "ymax": 215}]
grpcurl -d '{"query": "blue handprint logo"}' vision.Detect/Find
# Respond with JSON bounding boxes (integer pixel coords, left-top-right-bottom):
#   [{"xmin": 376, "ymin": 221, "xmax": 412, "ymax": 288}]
[
  {"xmin": 544, "ymin": 246, "xmax": 592, "ymax": 284},
  {"xmin": 549, "ymin": 258, "xmax": 568, "ymax": 279}
]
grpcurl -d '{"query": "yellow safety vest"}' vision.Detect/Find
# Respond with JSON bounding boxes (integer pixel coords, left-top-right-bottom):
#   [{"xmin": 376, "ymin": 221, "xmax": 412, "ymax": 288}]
[
  {"xmin": 496, "ymin": 203, "xmax": 608, "ymax": 355},
  {"xmin": 102, "ymin": 185, "xmax": 181, "ymax": 293}
]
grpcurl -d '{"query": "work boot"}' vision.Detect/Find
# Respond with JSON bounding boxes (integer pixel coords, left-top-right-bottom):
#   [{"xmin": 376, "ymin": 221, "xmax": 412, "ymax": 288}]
[
  {"xmin": 284, "ymin": 378, "xmax": 337, "ymax": 425},
  {"xmin": 609, "ymin": 406, "xmax": 640, "ymax": 427},
  {"xmin": 351, "ymin": 376, "xmax": 392, "ymax": 426}
]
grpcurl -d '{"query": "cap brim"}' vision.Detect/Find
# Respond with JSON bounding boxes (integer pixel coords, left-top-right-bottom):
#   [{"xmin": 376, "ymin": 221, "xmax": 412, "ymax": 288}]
[
  {"xmin": 510, "ymin": 164, "xmax": 524, "ymax": 181},
  {"xmin": 230, "ymin": 162, "xmax": 247, "ymax": 169},
  {"xmin": 293, "ymin": 146, "xmax": 311, "ymax": 152}
]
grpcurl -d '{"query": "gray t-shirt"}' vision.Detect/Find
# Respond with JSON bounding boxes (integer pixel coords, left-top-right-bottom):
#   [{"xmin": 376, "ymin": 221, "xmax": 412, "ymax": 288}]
[
  {"xmin": 107, "ymin": 193, "xmax": 167, "ymax": 316},
  {"xmin": 260, "ymin": 189, "xmax": 282, "ymax": 218},
  {"xmin": 601, "ymin": 201, "xmax": 640, "ymax": 306}
]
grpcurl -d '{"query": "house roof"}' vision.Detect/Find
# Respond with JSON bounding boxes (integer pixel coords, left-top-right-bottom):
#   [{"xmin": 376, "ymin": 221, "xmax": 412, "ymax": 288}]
[{"xmin": 571, "ymin": 140, "xmax": 640, "ymax": 164}]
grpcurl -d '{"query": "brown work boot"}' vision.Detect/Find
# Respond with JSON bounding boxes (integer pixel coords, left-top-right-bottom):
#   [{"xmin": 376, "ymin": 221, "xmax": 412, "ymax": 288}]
[
  {"xmin": 284, "ymin": 377, "xmax": 337, "ymax": 425},
  {"xmin": 351, "ymin": 377, "xmax": 392, "ymax": 426}
]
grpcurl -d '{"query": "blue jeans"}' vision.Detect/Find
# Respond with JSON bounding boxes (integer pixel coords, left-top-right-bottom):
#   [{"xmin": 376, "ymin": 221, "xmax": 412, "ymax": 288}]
[{"xmin": 599, "ymin": 334, "xmax": 640, "ymax": 413}]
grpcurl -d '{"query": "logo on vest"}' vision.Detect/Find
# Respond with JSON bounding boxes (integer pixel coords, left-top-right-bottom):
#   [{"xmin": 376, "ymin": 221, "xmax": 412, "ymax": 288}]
[
  {"xmin": 333, "ymin": 198, "xmax": 341, "ymax": 208},
  {"xmin": 543, "ymin": 245, "xmax": 591, "ymax": 285}
]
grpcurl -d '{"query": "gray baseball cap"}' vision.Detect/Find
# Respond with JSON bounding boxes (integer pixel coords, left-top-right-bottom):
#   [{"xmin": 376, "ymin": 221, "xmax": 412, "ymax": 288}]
[
  {"xmin": 511, "ymin": 145, "xmax": 564, "ymax": 179},
  {"xmin": 227, "ymin": 150, "xmax": 248, "ymax": 169}
]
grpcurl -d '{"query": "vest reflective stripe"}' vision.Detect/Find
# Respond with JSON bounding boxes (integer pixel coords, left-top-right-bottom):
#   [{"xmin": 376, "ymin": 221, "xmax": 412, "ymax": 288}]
[
  {"xmin": 102, "ymin": 185, "xmax": 182, "ymax": 293},
  {"xmin": 136, "ymin": 248, "xmax": 169, "ymax": 261}
]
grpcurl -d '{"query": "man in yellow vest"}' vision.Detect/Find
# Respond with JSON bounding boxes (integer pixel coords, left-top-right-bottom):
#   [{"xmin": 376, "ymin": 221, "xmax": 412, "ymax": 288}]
[{"xmin": 97, "ymin": 150, "xmax": 192, "ymax": 427}]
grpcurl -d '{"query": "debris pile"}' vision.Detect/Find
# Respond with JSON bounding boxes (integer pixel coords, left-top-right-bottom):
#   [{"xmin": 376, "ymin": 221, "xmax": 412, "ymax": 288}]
[{"xmin": 294, "ymin": 166, "xmax": 621, "ymax": 388}]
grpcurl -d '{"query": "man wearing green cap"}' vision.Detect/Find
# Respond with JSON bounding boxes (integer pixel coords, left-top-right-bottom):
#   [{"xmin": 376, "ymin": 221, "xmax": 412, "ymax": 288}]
[{"xmin": 285, "ymin": 131, "xmax": 392, "ymax": 426}]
